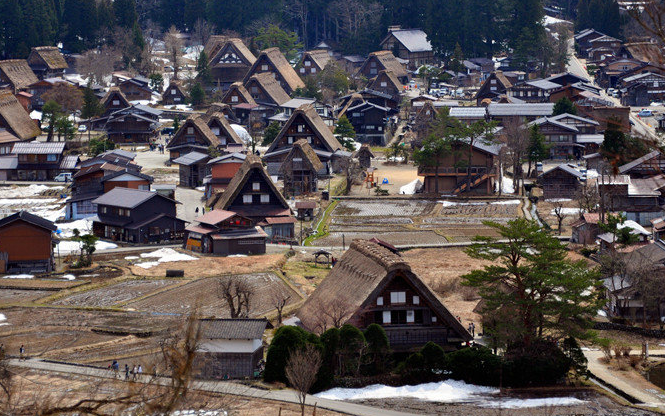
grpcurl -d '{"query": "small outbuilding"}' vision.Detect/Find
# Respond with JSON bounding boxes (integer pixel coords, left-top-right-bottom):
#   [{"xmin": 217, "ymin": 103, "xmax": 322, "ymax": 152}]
[
  {"xmin": 184, "ymin": 209, "xmax": 267, "ymax": 256},
  {"xmin": 537, "ymin": 164, "xmax": 584, "ymax": 200},
  {"xmin": 194, "ymin": 318, "xmax": 269, "ymax": 379},
  {"xmin": 172, "ymin": 151, "xmax": 211, "ymax": 188},
  {"xmin": 354, "ymin": 144, "xmax": 375, "ymax": 169},
  {"xmin": 295, "ymin": 201, "xmax": 317, "ymax": 220},
  {"xmin": 0, "ymin": 211, "xmax": 56, "ymax": 274}
]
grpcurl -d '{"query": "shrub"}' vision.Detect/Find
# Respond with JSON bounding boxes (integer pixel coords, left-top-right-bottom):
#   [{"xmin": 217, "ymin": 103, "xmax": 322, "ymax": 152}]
[
  {"xmin": 503, "ymin": 340, "xmax": 572, "ymax": 387},
  {"xmin": 264, "ymin": 326, "xmax": 309, "ymax": 383},
  {"xmin": 339, "ymin": 324, "xmax": 366, "ymax": 376},
  {"xmin": 421, "ymin": 342, "xmax": 447, "ymax": 373},
  {"xmin": 363, "ymin": 324, "xmax": 390, "ymax": 375},
  {"xmin": 562, "ymin": 337, "xmax": 588, "ymax": 377},
  {"xmin": 446, "ymin": 346, "xmax": 503, "ymax": 386}
]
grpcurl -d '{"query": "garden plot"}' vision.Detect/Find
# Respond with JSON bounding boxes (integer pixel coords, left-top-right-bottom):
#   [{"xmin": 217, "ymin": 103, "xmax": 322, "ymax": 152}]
[
  {"xmin": 0, "ymin": 327, "xmax": 119, "ymax": 358},
  {"xmin": 0, "ymin": 289, "xmax": 52, "ymax": 305},
  {"xmin": 334, "ymin": 200, "xmax": 436, "ymax": 217},
  {"xmin": 330, "ymin": 216, "xmax": 413, "ymax": 225},
  {"xmin": 126, "ymin": 273, "xmax": 299, "ymax": 317},
  {"xmin": 44, "ymin": 334, "xmax": 159, "ymax": 364},
  {"xmin": 52, "ymin": 279, "xmax": 180, "ymax": 307},
  {"xmin": 437, "ymin": 200, "xmax": 521, "ymax": 217},
  {"xmin": 311, "ymin": 231, "xmax": 449, "ymax": 247}
]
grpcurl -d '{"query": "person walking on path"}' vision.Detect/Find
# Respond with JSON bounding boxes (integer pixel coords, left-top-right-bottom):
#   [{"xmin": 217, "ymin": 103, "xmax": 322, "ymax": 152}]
[
  {"xmin": 19, "ymin": 345, "xmax": 24, "ymax": 361},
  {"xmin": 137, "ymin": 364, "xmax": 143, "ymax": 379},
  {"xmin": 125, "ymin": 364, "xmax": 130, "ymax": 381},
  {"xmin": 132, "ymin": 364, "xmax": 137, "ymax": 381}
]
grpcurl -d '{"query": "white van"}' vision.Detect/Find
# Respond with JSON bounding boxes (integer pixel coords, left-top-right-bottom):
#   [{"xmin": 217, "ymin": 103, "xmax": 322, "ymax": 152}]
[{"xmin": 54, "ymin": 173, "xmax": 72, "ymax": 182}]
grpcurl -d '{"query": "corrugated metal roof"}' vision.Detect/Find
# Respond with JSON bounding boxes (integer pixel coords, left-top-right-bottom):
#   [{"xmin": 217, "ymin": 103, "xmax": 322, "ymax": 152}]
[
  {"xmin": 199, "ymin": 318, "xmax": 268, "ymax": 340},
  {"xmin": 12, "ymin": 141, "xmax": 65, "ymax": 154},
  {"xmin": 526, "ymin": 79, "xmax": 560, "ymax": 90},
  {"xmin": 92, "ymin": 188, "xmax": 160, "ymax": 208},
  {"xmin": 487, "ymin": 103, "xmax": 554, "ymax": 117},
  {"xmin": 387, "ymin": 29, "xmax": 433, "ymax": 53},
  {"xmin": 59, "ymin": 155, "xmax": 79, "ymax": 170},
  {"xmin": 172, "ymin": 152, "xmax": 210, "ymax": 166},
  {"xmin": 450, "ymin": 107, "xmax": 487, "ymax": 118}
]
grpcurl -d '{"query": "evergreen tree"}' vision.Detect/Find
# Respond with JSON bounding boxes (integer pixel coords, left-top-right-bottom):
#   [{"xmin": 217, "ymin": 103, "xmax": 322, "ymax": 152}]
[
  {"xmin": 113, "ymin": 0, "xmax": 138, "ymax": 29},
  {"xmin": 149, "ymin": 73, "xmax": 164, "ymax": 92},
  {"xmin": 42, "ymin": 100, "xmax": 62, "ymax": 142},
  {"xmin": 262, "ymin": 121, "xmax": 281, "ymax": 145},
  {"xmin": 527, "ymin": 124, "xmax": 549, "ymax": 176},
  {"xmin": 255, "ymin": 24, "xmax": 303, "ymax": 62},
  {"xmin": 190, "ymin": 82, "xmax": 205, "ymax": 106},
  {"xmin": 81, "ymin": 85, "xmax": 102, "ymax": 141},
  {"xmin": 553, "ymin": 97, "xmax": 577, "ymax": 116},
  {"xmin": 334, "ymin": 115, "xmax": 357, "ymax": 151},
  {"xmin": 196, "ymin": 50, "xmax": 212, "ymax": 85}
]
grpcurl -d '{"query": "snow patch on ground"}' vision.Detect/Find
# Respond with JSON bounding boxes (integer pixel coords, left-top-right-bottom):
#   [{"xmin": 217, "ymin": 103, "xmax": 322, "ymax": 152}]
[
  {"xmin": 57, "ymin": 240, "xmax": 118, "ymax": 254},
  {"xmin": 491, "ymin": 199, "xmax": 521, "ymax": 205},
  {"xmin": 0, "ymin": 185, "xmax": 63, "ymax": 198},
  {"xmin": 135, "ymin": 248, "xmax": 198, "ymax": 268},
  {"xmin": 586, "ymin": 169, "xmax": 599, "ymax": 179},
  {"xmin": 125, "ymin": 256, "xmax": 139, "ymax": 260},
  {"xmin": 482, "ymin": 397, "xmax": 585, "ymax": 408},
  {"xmin": 550, "ymin": 207, "xmax": 583, "ymax": 216},
  {"xmin": 56, "ymin": 219, "xmax": 93, "ymax": 238},
  {"xmin": 2, "ymin": 274, "xmax": 34, "ymax": 279},
  {"xmin": 546, "ymin": 198, "xmax": 572, "ymax": 203},
  {"xmin": 542, "ymin": 15, "xmax": 571, "ymax": 26},
  {"xmin": 315, "ymin": 380, "xmax": 498, "ymax": 402},
  {"xmin": 399, "ymin": 179, "xmax": 423, "ymax": 195},
  {"xmin": 61, "ymin": 274, "xmax": 76, "ymax": 281},
  {"xmin": 439, "ymin": 201, "xmax": 485, "ymax": 207},
  {"xmin": 495, "ymin": 176, "xmax": 515, "ymax": 194}
]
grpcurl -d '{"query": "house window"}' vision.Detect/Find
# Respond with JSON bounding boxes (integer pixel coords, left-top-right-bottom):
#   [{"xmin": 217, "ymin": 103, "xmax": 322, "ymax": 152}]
[
  {"xmin": 113, "ymin": 100, "xmax": 120, "ymax": 105},
  {"xmin": 149, "ymin": 226, "xmax": 161, "ymax": 235},
  {"xmin": 187, "ymin": 127, "xmax": 194, "ymax": 134},
  {"xmin": 300, "ymin": 68, "xmax": 306, "ymax": 74},
  {"xmin": 288, "ymin": 137, "xmax": 293, "ymax": 144},
  {"xmin": 46, "ymin": 154, "xmax": 57, "ymax": 162},
  {"xmin": 260, "ymin": 194, "xmax": 269, "ymax": 203},
  {"xmin": 380, "ymin": 81, "xmax": 387, "ymax": 87},
  {"xmin": 171, "ymin": 89, "xmax": 176, "ymax": 95},
  {"xmin": 391, "ymin": 310, "xmax": 407, "ymax": 324},
  {"xmin": 406, "ymin": 310, "xmax": 415, "ymax": 323},
  {"xmin": 307, "ymin": 137, "xmax": 312, "ymax": 143},
  {"xmin": 413, "ymin": 295, "xmax": 420, "ymax": 304},
  {"xmin": 377, "ymin": 296, "xmax": 383, "ymax": 306},
  {"xmin": 305, "ymin": 60, "xmax": 311, "ymax": 67},
  {"xmin": 382, "ymin": 311, "xmax": 391, "ymax": 324},
  {"xmin": 490, "ymin": 79, "xmax": 496, "ymax": 84},
  {"xmin": 139, "ymin": 184, "xmax": 150, "ymax": 190},
  {"xmin": 243, "ymin": 194, "xmax": 252, "ymax": 204},
  {"xmin": 220, "ymin": 138, "xmax": 226, "ymax": 145},
  {"xmin": 293, "ymin": 157, "xmax": 302, "ymax": 162},
  {"xmin": 390, "ymin": 291, "xmax": 406, "ymax": 304},
  {"xmin": 101, "ymin": 206, "xmax": 107, "ymax": 214},
  {"xmin": 174, "ymin": 97, "xmax": 181, "ymax": 102},
  {"xmin": 432, "ymin": 316, "xmax": 437, "ymax": 322},
  {"xmin": 310, "ymin": 68, "xmax": 316, "ymax": 74},
  {"xmin": 252, "ymin": 182, "xmax": 260, "ymax": 191},
  {"xmin": 211, "ymin": 127, "xmax": 220, "ymax": 135},
  {"xmin": 297, "ymin": 125, "xmax": 304, "ymax": 132},
  {"xmin": 352, "ymin": 112, "xmax": 361, "ymax": 117},
  {"xmin": 261, "ymin": 64, "xmax": 268, "ymax": 71},
  {"xmin": 231, "ymin": 95, "xmax": 238, "ymax": 102}
]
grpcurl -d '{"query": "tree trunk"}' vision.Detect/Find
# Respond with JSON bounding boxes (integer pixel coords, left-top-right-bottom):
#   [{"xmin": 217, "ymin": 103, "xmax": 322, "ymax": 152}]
[
  {"xmin": 466, "ymin": 140, "xmax": 473, "ymax": 193},
  {"xmin": 434, "ymin": 161, "xmax": 440, "ymax": 195}
]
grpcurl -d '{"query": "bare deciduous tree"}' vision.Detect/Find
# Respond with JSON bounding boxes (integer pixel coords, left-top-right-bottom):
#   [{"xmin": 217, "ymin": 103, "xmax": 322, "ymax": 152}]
[
  {"xmin": 319, "ymin": 299, "xmax": 353, "ymax": 331},
  {"xmin": 192, "ymin": 18, "xmax": 216, "ymax": 47},
  {"xmin": 271, "ymin": 291, "xmax": 291, "ymax": 326},
  {"xmin": 218, "ymin": 277, "xmax": 253, "ymax": 318},
  {"xmin": 43, "ymin": 83, "xmax": 84, "ymax": 114},
  {"xmin": 78, "ymin": 46, "xmax": 121, "ymax": 86},
  {"xmin": 285, "ymin": 344, "xmax": 322, "ymax": 416},
  {"xmin": 575, "ymin": 182, "xmax": 600, "ymax": 214},
  {"xmin": 327, "ymin": 0, "xmax": 382, "ymax": 41},
  {"xmin": 552, "ymin": 201, "xmax": 566, "ymax": 235},
  {"xmin": 500, "ymin": 118, "xmax": 530, "ymax": 195},
  {"xmin": 165, "ymin": 26, "xmax": 184, "ymax": 80}
]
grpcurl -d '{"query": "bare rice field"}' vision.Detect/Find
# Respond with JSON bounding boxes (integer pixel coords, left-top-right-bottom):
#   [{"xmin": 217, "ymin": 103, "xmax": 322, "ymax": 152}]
[
  {"xmin": 0, "ymin": 289, "xmax": 53, "ymax": 305},
  {"xmin": 52, "ymin": 279, "xmax": 180, "ymax": 307}
]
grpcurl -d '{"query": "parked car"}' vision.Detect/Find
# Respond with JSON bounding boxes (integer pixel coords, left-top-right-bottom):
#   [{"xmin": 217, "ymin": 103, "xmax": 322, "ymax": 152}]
[
  {"xmin": 54, "ymin": 173, "xmax": 72, "ymax": 182},
  {"xmin": 77, "ymin": 124, "xmax": 87, "ymax": 132},
  {"xmin": 638, "ymin": 109, "xmax": 653, "ymax": 117}
]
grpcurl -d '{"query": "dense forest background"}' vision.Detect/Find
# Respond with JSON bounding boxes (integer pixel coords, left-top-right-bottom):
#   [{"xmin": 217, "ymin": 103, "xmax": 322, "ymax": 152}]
[{"xmin": 0, "ymin": 0, "xmax": 624, "ymax": 60}]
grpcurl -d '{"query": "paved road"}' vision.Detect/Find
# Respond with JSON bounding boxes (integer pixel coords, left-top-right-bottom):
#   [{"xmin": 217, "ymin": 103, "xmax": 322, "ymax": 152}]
[
  {"xmin": 9, "ymin": 358, "xmax": 421, "ymax": 416},
  {"xmin": 584, "ymin": 349, "xmax": 665, "ymax": 409}
]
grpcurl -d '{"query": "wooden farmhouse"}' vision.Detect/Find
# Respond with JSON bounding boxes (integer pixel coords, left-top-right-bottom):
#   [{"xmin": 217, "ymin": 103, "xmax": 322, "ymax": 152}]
[
  {"xmin": 263, "ymin": 104, "xmax": 344, "ymax": 175},
  {"xmin": 100, "ymin": 88, "xmax": 131, "ymax": 117},
  {"xmin": 298, "ymin": 239, "xmax": 472, "ymax": 351},
  {"xmin": 279, "ymin": 139, "xmax": 324, "ymax": 196},
  {"xmin": 184, "ymin": 209, "xmax": 267, "ymax": 256},
  {"xmin": 537, "ymin": 164, "xmax": 584, "ymax": 199},
  {"xmin": 213, "ymin": 155, "xmax": 295, "ymax": 242},
  {"xmin": 0, "ymin": 211, "xmax": 56, "ymax": 274},
  {"xmin": 356, "ymin": 51, "xmax": 409, "ymax": 84},
  {"xmin": 13, "ymin": 142, "xmax": 78, "ymax": 181},
  {"xmin": 222, "ymin": 82, "xmax": 256, "ymax": 107},
  {"xmin": 92, "ymin": 188, "xmax": 186, "ymax": 244},
  {"xmin": 0, "ymin": 60, "xmax": 39, "ymax": 94},
  {"xmin": 242, "ymin": 47, "xmax": 304, "ymax": 95},
  {"xmin": 205, "ymin": 37, "xmax": 257, "ymax": 91},
  {"xmin": 166, "ymin": 116, "xmax": 219, "ymax": 160},
  {"xmin": 412, "ymin": 100, "xmax": 438, "ymax": 143},
  {"xmin": 297, "ymin": 50, "xmax": 332, "ymax": 77},
  {"xmin": 619, "ymin": 151, "xmax": 665, "ymax": 178},
  {"xmin": 368, "ymin": 70, "xmax": 403, "ymax": 100},
  {"xmin": 104, "ymin": 104, "xmax": 162, "ymax": 144},
  {"xmin": 27, "ymin": 47, "xmax": 68, "ymax": 79},
  {"xmin": 475, "ymin": 71, "xmax": 514, "ymax": 105},
  {"xmin": 571, "ymin": 213, "xmax": 601, "ymax": 245},
  {"xmin": 172, "ymin": 151, "xmax": 211, "ymax": 188},
  {"xmin": 162, "ymin": 80, "xmax": 189, "ymax": 105},
  {"xmin": 194, "ymin": 319, "xmax": 269, "ymax": 379},
  {"xmin": 0, "ymin": 92, "xmax": 41, "ymax": 141},
  {"xmin": 379, "ymin": 27, "xmax": 434, "ymax": 69},
  {"xmin": 346, "ymin": 101, "xmax": 394, "ymax": 146},
  {"xmin": 244, "ymin": 72, "xmax": 291, "ymax": 107},
  {"xmin": 199, "ymin": 110, "xmax": 243, "ymax": 148},
  {"xmin": 418, "ymin": 137, "xmax": 503, "ymax": 195},
  {"xmin": 118, "ymin": 76, "xmax": 153, "ymax": 101}
]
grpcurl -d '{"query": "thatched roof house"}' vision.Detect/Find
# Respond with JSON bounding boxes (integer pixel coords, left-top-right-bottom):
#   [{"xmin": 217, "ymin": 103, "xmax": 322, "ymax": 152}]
[
  {"xmin": 356, "ymin": 51, "xmax": 408, "ymax": 83},
  {"xmin": 0, "ymin": 92, "xmax": 41, "ymax": 140},
  {"xmin": 279, "ymin": 139, "xmax": 324, "ymax": 195},
  {"xmin": 0, "ymin": 60, "xmax": 39, "ymax": 93},
  {"xmin": 242, "ymin": 47, "xmax": 305, "ymax": 95},
  {"xmin": 244, "ymin": 72, "xmax": 291, "ymax": 106},
  {"xmin": 27, "ymin": 47, "xmax": 68, "ymax": 79},
  {"xmin": 298, "ymin": 239, "xmax": 471, "ymax": 350}
]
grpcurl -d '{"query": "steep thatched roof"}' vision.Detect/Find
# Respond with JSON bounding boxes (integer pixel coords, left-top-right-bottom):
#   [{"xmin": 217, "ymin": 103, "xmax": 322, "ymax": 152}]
[
  {"xmin": 0, "ymin": 60, "xmax": 39, "ymax": 91},
  {"xmin": 0, "ymin": 92, "xmax": 41, "ymax": 140},
  {"xmin": 301, "ymin": 49, "xmax": 332, "ymax": 70},
  {"xmin": 204, "ymin": 112, "xmax": 243, "ymax": 144},
  {"xmin": 279, "ymin": 139, "xmax": 324, "ymax": 174},
  {"xmin": 101, "ymin": 87, "xmax": 130, "ymax": 109},
  {"xmin": 29, "ymin": 46, "xmax": 68, "ymax": 70},
  {"xmin": 224, "ymin": 82, "xmax": 256, "ymax": 105},
  {"xmin": 337, "ymin": 93, "xmax": 365, "ymax": 118},
  {"xmin": 164, "ymin": 80, "xmax": 189, "ymax": 99},
  {"xmin": 213, "ymin": 154, "xmax": 289, "ymax": 210},
  {"xmin": 205, "ymin": 36, "xmax": 257, "ymax": 66},
  {"xmin": 298, "ymin": 239, "xmax": 471, "ymax": 339},
  {"xmin": 267, "ymin": 104, "xmax": 342, "ymax": 154},
  {"xmin": 167, "ymin": 116, "xmax": 219, "ymax": 149},
  {"xmin": 354, "ymin": 144, "xmax": 375, "ymax": 159},
  {"xmin": 370, "ymin": 70, "xmax": 403, "ymax": 92},
  {"xmin": 358, "ymin": 51, "xmax": 408, "ymax": 79},
  {"xmin": 245, "ymin": 72, "xmax": 291, "ymax": 105},
  {"xmin": 243, "ymin": 47, "xmax": 305, "ymax": 93}
]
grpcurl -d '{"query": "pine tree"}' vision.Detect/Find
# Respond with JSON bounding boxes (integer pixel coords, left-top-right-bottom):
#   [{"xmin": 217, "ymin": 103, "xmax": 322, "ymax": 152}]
[
  {"xmin": 196, "ymin": 50, "xmax": 212, "ymax": 85},
  {"xmin": 552, "ymin": 97, "xmax": 577, "ymax": 116},
  {"xmin": 189, "ymin": 82, "xmax": 205, "ymax": 106},
  {"xmin": 262, "ymin": 121, "xmax": 281, "ymax": 145},
  {"xmin": 334, "ymin": 116, "xmax": 357, "ymax": 151},
  {"xmin": 527, "ymin": 124, "xmax": 549, "ymax": 176}
]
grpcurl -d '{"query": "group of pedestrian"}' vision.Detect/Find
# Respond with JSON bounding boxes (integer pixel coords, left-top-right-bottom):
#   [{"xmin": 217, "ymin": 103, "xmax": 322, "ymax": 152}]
[
  {"xmin": 111, "ymin": 361, "xmax": 143, "ymax": 381},
  {"xmin": 195, "ymin": 206, "xmax": 206, "ymax": 216}
]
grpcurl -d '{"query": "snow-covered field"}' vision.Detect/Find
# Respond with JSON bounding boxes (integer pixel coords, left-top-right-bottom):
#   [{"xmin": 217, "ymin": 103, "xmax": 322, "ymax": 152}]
[
  {"xmin": 316, "ymin": 380, "xmax": 585, "ymax": 409},
  {"xmin": 440, "ymin": 200, "xmax": 521, "ymax": 207},
  {"xmin": 57, "ymin": 240, "xmax": 118, "ymax": 255},
  {"xmin": 0, "ymin": 185, "xmax": 67, "ymax": 222},
  {"xmin": 134, "ymin": 248, "xmax": 198, "ymax": 269}
]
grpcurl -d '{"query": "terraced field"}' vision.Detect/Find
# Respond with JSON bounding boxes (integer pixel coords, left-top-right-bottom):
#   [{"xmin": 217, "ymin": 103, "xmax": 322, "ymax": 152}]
[{"xmin": 52, "ymin": 279, "xmax": 180, "ymax": 307}]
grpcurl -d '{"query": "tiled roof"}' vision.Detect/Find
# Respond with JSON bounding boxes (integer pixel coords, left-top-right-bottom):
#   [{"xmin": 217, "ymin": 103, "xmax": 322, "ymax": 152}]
[
  {"xmin": 199, "ymin": 318, "xmax": 268, "ymax": 339},
  {"xmin": 12, "ymin": 141, "xmax": 65, "ymax": 155}
]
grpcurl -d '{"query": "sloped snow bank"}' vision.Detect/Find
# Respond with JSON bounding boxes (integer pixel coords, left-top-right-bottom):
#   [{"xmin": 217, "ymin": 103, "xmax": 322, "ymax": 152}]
[
  {"xmin": 315, "ymin": 380, "xmax": 498, "ymax": 402},
  {"xmin": 135, "ymin": 248, "xmax": 198, "ymax": 269}
]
